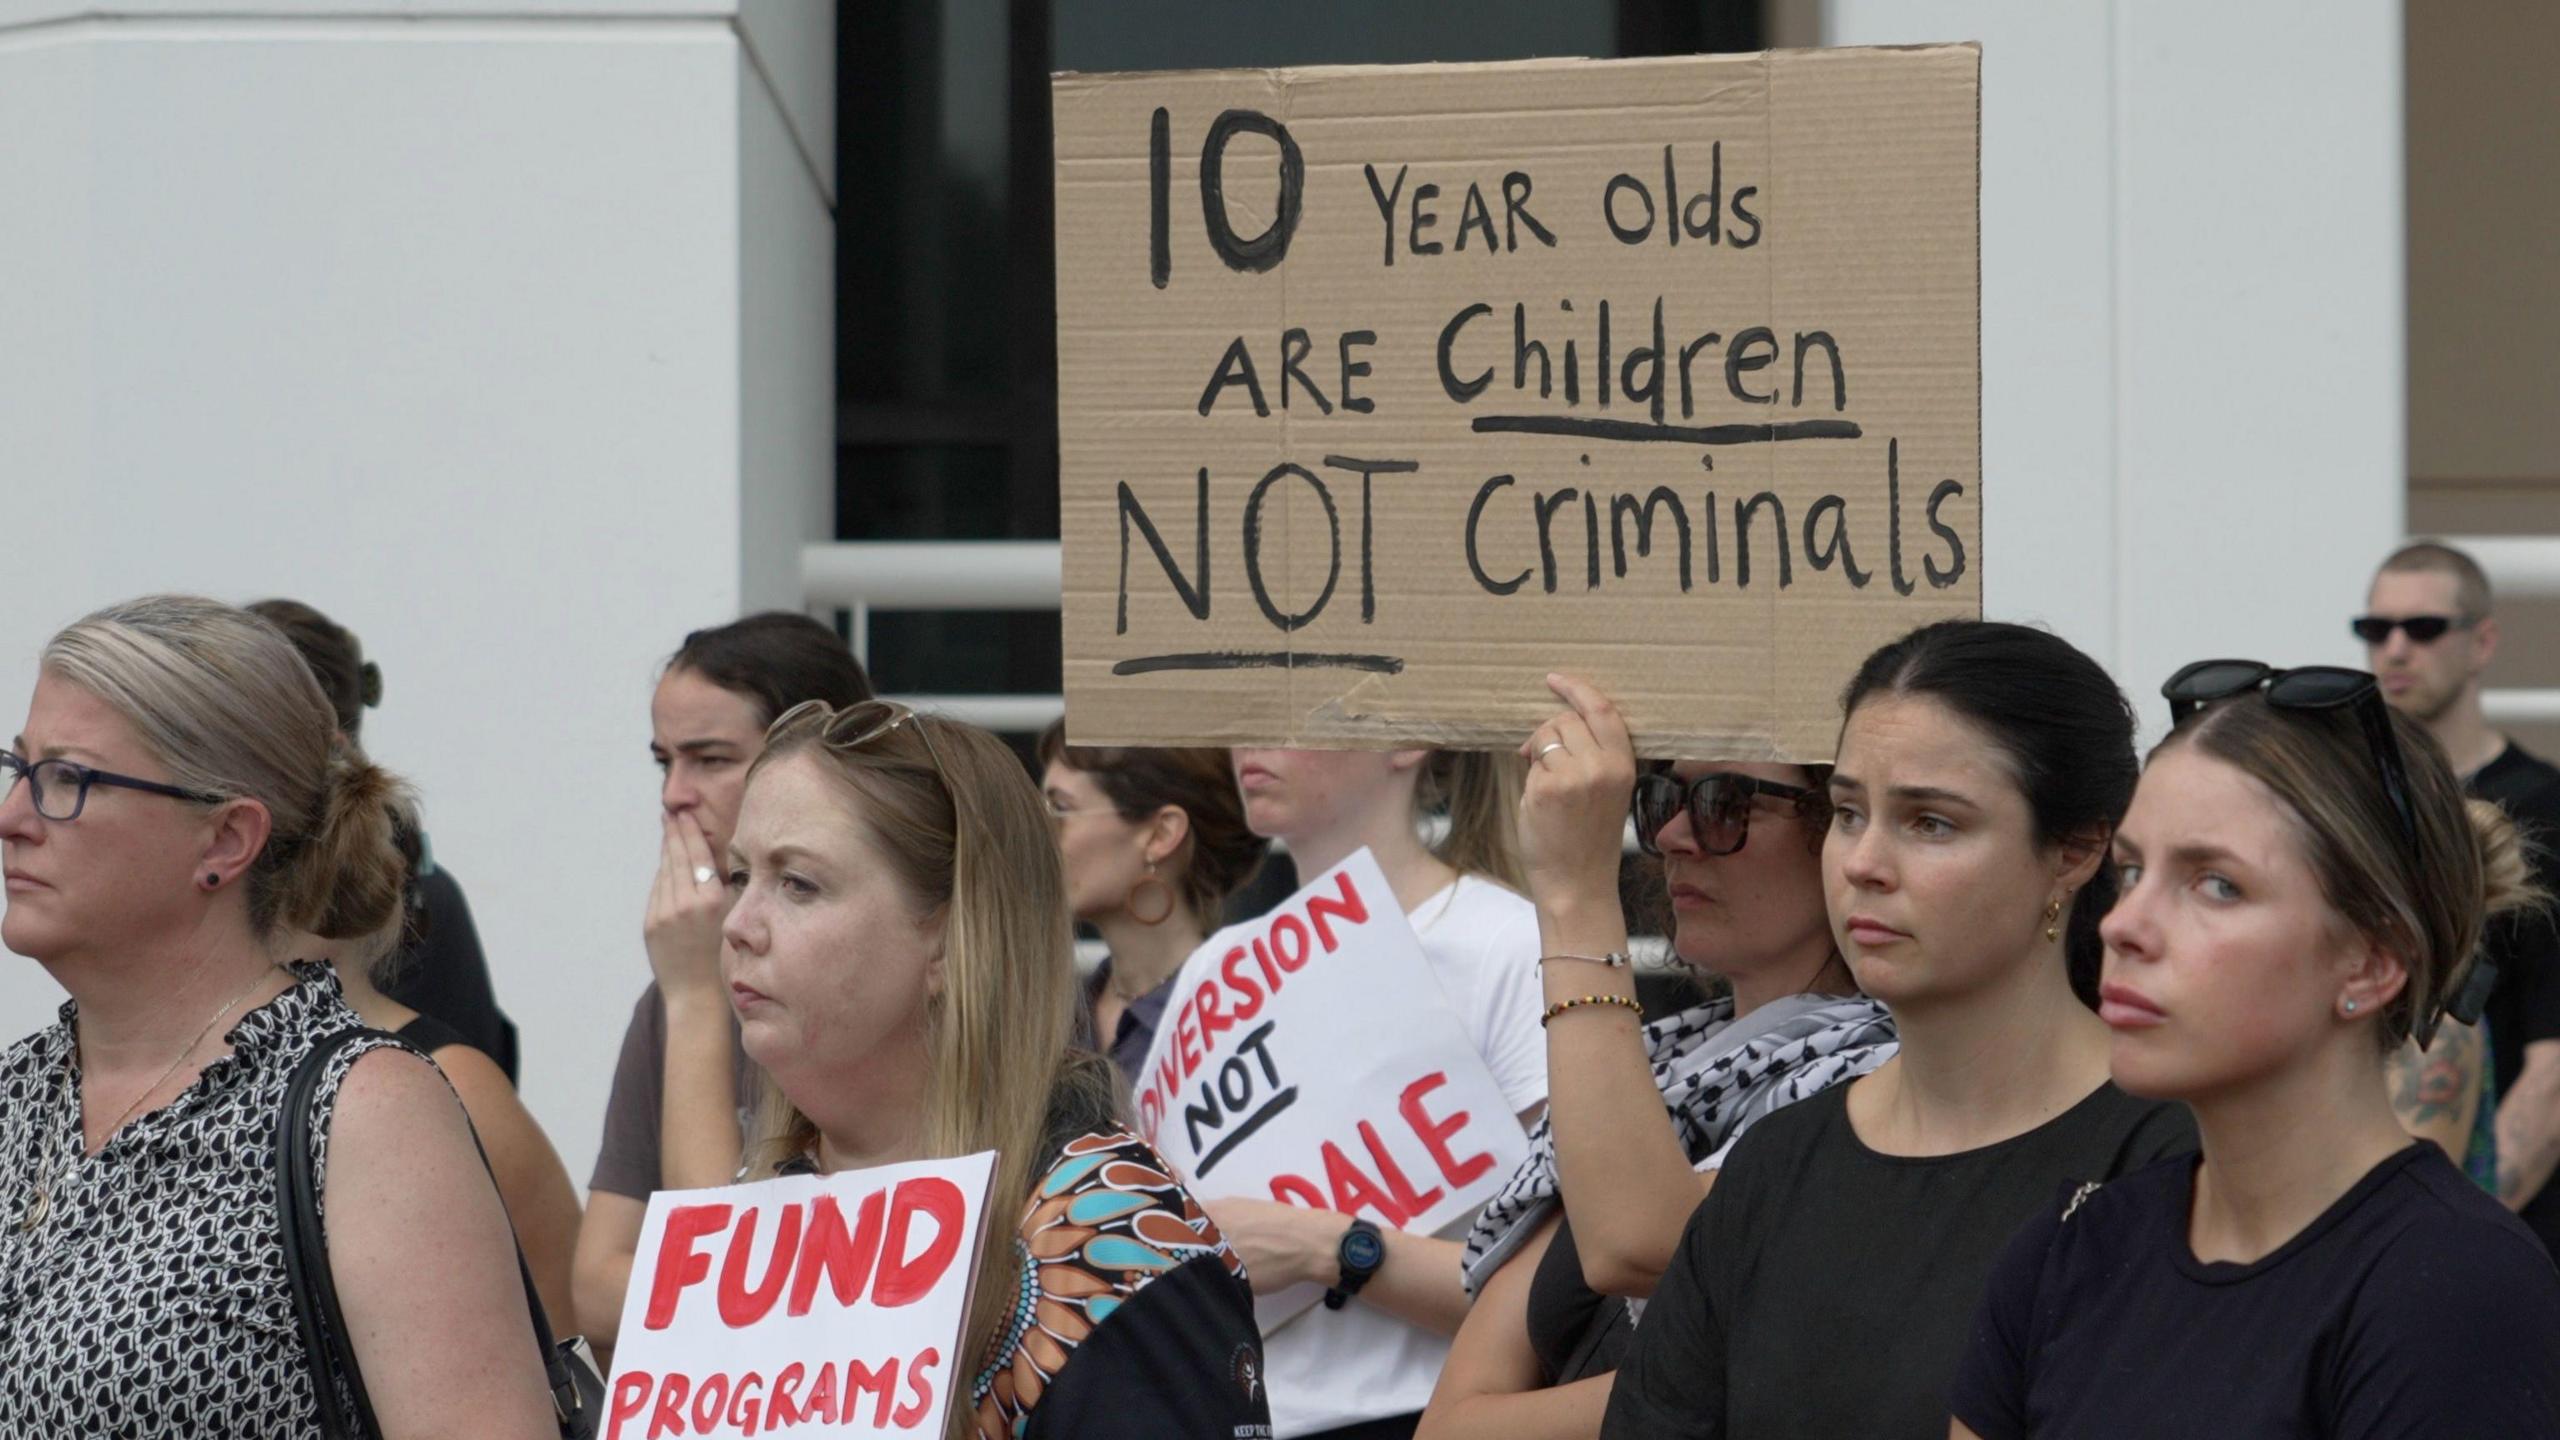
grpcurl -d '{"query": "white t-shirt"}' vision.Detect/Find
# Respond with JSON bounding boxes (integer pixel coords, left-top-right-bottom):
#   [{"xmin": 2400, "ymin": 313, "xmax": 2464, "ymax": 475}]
[{"xmin": 1265, "ymin": 873, "xmax": 1548, "ymax": 1436}]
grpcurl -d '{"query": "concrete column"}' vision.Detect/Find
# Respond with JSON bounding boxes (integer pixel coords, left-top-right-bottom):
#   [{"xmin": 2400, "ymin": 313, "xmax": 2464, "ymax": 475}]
[
  {"xmin": 0, "ymin": 0, "xmax": 835, "ymax": 1186},
  {"xmin": 1825, "ymin": 0, "xmax": 2406, "ymax": 720}
]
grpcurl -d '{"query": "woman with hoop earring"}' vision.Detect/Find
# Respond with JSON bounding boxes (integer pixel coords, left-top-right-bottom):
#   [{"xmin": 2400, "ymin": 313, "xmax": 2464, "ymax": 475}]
[{"xmin": 1037, "ymin": 723, "xmax": 1268, "ymax": 1085}]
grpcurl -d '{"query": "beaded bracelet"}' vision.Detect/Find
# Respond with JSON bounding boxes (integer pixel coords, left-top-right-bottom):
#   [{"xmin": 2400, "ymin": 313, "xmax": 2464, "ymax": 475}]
[
  {"xmin": 1540, "ymin": 993, "xmax": 1645, "ymax": 1027},
  {"xmin": 1538, "ymin": 951, "xmax": 1633, "ymax": 969}
]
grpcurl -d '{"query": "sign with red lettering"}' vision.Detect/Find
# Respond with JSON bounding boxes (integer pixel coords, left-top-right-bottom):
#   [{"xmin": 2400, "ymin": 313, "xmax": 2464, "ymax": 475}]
[
  {"xmin": 604, "ymin": 1152, "xmax": 998, "ymax": 1440},
  {"xmin": 1132, "ymin": 849, "xmax": 1529, "ymax": 1330}
]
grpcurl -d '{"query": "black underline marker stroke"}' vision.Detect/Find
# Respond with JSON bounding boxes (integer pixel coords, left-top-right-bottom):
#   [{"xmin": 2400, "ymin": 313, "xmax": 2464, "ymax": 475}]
[
  {"xmin": 1195, "ymin": 1088, "xmax": 1299, "ymax": 1179},
  {"xmin": 1471, "ymin": 416, "xmax": 1863, "ymax": 445},
  {"xmin": 1114, "ymin": 651, "xmax": 1406, "ymax": 676}
]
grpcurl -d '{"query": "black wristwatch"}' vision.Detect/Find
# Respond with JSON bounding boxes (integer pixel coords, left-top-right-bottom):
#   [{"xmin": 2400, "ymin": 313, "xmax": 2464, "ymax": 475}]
[{"xmin": 1324, "ymin": 1218, "xmax": 1387, "ymax": 1311}]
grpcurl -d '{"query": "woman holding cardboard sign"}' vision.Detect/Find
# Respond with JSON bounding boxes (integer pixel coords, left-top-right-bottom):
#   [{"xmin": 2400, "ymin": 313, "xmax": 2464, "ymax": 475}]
[
  {"xmin": 1415, "ymin": 673, "xmax": 1897, "ymax": 1440},
  {"xmin": 1599, "ymin": 620, "xmax": 2194, "ymax": 1440},
  {"xmin": 1201, "ymin": 746, "xmax": 1545, "ymax": 1440},
  {"xmin": 722, "ymin": 698, "xmax": 1270, "ymax": 1440}
]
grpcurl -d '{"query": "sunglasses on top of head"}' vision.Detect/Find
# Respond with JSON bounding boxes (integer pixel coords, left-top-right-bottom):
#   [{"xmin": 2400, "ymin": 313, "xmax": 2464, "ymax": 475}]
[
  {"xmin": 2349, "ymin": 614, "xmax": 2471, "ymax": 645},
  {"xmin": 2159, "ymin": 660, "xmax": 2485, "ymax": 1048},
  {"xmin": 1630, "ymin": 770, "xmax": 1826, "ymax": 859}
]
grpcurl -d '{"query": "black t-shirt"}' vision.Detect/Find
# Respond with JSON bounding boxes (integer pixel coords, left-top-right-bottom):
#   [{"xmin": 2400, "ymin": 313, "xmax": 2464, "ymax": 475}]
[
  {"xmin": 1601, "ymin": 1080, "xmax": 2195, "ymax": 1440},
  {"xmin": 1952, "ymin": 1143, "xmax": 2560, "ymax": 1438},
  {"xmin": 1527, "ymin": 1214, "xmax": 1634, "ymax": 1385},
  {"xmin": 2472, "ymin": 744, "xmax": 2560, "ymax": 1096}
]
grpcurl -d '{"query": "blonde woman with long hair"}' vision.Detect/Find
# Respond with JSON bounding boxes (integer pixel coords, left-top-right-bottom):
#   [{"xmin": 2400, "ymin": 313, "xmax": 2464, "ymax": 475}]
[
  {"xmin": 1208, "ymin": 745, "xmax": 1545, "ymax": 1440},
  {"xmin": 722, "ymin": 699, "xmax": 1269, "ymax": 1440}
]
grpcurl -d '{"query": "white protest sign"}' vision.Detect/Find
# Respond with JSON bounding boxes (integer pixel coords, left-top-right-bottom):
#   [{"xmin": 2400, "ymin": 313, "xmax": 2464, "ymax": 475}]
[
  {"xmin": 1133, "ymin": 848, "xmax": 1529, "ymax": 1327},
  {"xmin": 604, "ymin": 1152, "xmax": 998, "ymax": 1440}
]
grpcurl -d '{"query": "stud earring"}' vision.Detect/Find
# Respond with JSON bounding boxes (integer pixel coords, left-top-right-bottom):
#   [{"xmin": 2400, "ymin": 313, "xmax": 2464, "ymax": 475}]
[
  {"xmin": 2343, "ymin": 998, "xmax": 2360, "ymax": 1015},
  {"xmin": 201, "ymin": 873, "xmax": 220, "ymax": 891}
]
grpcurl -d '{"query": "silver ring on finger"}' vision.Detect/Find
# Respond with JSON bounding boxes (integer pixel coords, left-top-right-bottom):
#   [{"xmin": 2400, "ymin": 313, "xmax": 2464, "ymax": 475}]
[
  {"xmin": 692, "ymin": 865, "xmax": 717, "ymax": 886},
  {"xmin": 1535, "ymin": 741, "xmax": 1568, "ymax": 762}
]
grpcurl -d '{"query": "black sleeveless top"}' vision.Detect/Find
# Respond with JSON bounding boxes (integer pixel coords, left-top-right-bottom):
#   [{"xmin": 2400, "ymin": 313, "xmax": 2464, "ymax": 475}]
[{"xmin": 1526, "ymin": 1215, "xmax": 1635, "ymax": 1384}]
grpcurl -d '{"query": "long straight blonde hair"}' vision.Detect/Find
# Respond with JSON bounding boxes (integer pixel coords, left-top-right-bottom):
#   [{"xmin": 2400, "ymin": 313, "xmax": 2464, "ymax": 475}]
[{"xmin": 737, "ymin": 703, "xmax": 1115, "ymax": 1421}]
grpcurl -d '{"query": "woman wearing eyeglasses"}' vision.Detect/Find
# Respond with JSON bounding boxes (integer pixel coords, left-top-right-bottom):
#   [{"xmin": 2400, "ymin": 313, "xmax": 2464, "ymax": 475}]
[
  {"xmin": 1948, "ymin": 662, "xmax": 2560, "ymax": 1438},
  {"xmin": 1414, "ymin": 675, "xmax": 1895, "ymax": 1440},
  {"xmin": 0, "ymin": 596, "xmax": 555, "ymax": 1437},
  {"xmin": 1600, "ymin": 620, "xmax": 2195, "ymax": 1440},
  {"xmin": 721, "ymin": 699, "xmax": 1268, "ymax": 1440}
]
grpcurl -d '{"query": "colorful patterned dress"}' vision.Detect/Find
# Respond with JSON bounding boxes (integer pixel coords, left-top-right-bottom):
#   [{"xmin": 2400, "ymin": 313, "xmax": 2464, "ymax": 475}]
[{"xmin": 969, "ymin": 1128, "xmax": 1270, "ymax": 1440}]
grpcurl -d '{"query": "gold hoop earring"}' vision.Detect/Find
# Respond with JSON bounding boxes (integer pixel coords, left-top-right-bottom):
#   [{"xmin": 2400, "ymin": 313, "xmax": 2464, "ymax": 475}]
[
  {"xmin": 2042, "ymin": 895, "xmax": 2064, "ymax": 944},
  {"xmin": 1127, "ymin": 861, "xmax": 1176, "ymax": 927}
]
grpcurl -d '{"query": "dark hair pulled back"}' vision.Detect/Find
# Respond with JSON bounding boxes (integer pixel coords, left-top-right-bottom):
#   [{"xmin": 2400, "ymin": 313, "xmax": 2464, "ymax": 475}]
[
  {"xmin": 248, "ymin": 598, "xmax": 378, "ymax": 739},
  {"xmin": 667, "ymin": 612, "xmax": 872, "ymax": 726},
  {"xmin": 1037, "ymin": 721, "xmax": 1269, "ymax": 923},
  {"xmin": 1840, "ymin": 620, "xmax": 2137, "ymax": 1005}
]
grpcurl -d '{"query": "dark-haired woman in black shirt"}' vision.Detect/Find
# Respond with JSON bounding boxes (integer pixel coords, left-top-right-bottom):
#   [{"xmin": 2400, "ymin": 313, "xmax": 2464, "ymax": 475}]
[
  {"xmin": 1952, "ymin": 667, "xmax": 2560, "ymax": 1438},
  {"xmin": 1601, "ymin": 621, "xmax": 2196, "ymax": 1440}
]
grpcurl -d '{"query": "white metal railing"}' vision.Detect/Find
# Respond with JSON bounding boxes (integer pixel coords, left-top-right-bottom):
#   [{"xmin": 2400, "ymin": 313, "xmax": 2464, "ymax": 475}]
[
  {"xmin": 2444, "ymin": 535, "xmax": 2560, "ymax": 728},
  {"xmin": 804, "ymin": 540, "xmax": 1064, "ymax": 731}
]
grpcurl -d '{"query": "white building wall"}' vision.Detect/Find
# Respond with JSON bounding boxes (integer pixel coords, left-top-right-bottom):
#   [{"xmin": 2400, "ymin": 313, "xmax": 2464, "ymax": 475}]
[
  {"xmin": 0, "ymin": 3, "xmax": 835, "ymax": 1191},
  {"xmin": 1825, "ymin": 0, "xmax": 2406, "ymax": 726}
]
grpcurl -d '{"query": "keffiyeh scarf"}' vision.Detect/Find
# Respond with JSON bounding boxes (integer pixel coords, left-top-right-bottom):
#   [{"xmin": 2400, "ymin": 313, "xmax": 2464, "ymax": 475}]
[{"xmin": 1460, "ymin": 990, "xmax": 1897, "ymax": 1293}]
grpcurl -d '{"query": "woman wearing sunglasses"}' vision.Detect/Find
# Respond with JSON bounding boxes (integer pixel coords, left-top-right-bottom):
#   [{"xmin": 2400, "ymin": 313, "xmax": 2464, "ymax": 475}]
[
  {"xmin": 722, "ymin": 699, "xmax": 1268, "ymax": 1440},
  {"xmin": 1601, "ymin": 620, "xmax": 2195, "ymax": 1440},
  {"xmin": 0, "ymin": 596, "xmax": 555, "ymax": 1436},
  {"xmin": 1415, "ymin": 675, "xmax": 1895, "ymax": 1440},
  {"xmin": 1949, "ymin": 662, "xmax": 2560, "ymax": 1438}
]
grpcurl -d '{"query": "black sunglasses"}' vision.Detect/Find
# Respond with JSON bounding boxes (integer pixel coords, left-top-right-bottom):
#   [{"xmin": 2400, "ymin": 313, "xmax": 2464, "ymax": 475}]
[
  {"xmin": 2162, "ymin": 662, "xmax": 2418, "ymax": 850},
  {"xmin": 1630, "ymin": 771, "xmax": 1825, "ymax": 859},
  {"xmin": 2158, "ymin": 661, "xmax": 2477, "ymax": 1048},
  {"xmin": 2349, "ymin": 614, "xmax": 2470, "ymax": 645},
  {"xmin": 1, "ymin": 750, "xmax": 223, "ymax": 822}
]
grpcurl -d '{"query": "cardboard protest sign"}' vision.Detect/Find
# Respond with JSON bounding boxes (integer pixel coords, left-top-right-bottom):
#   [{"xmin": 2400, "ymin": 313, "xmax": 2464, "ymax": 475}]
[
  {"xmin": 1054, "ymin": 46, "xmax": 1981, "ymax": 760},
  {"xmin": 1132, "ymin": 849, "xmax": 1530, "ymax": 1328},
  {"xmin": 604, "ymin": 1152, "xmax": 997, "ymax": 1440}
]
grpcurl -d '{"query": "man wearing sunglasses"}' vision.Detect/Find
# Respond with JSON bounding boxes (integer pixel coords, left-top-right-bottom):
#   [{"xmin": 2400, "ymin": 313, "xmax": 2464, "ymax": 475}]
[{"xmin": 2363, "ymin": 539, "xmax": 2560, "ymax": 1254}]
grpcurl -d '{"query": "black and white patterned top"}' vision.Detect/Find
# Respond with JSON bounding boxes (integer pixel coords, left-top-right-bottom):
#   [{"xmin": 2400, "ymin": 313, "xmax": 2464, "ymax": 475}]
[{"xmin": 0, "ymin": 961, "xmax": 398, "ymax": 1438}]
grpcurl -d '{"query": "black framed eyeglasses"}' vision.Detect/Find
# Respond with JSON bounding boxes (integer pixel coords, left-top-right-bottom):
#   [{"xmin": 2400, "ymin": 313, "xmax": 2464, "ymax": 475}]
[
  {"xmin": 1630, "ymin": 771, "xmax": 1825, "ymax": 859},
  {"xmin": 0, "ymin": 750, "xmax": 223, "ymax": 822},
  {"xmin": 2349, "ymin": 614, "xmax": 2471, "ymax": 645}
]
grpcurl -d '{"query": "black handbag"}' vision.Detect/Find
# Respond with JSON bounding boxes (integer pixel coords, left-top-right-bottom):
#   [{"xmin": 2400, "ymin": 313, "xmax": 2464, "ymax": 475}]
[{"xmin": 276, "ymin": 1027, "xmax": 605, "ymax": 1439}]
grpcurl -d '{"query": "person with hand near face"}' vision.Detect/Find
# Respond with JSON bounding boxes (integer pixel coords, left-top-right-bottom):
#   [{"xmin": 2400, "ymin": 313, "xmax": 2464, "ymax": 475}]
[
  {"xmin": 2360, "ymin": 540, "xmax": 2560, "ymax": 1234},
  {"xmin": 1207, "ymin": 744, "xmax": 1543, "ymax": 1440},
  {"xmin": 1415, "ymin": 675, "xmax": 1895, "ymax": 1440},
  {"xmin": 1600, "ymin": 621, "xmax": 2195, "ymax": 1440},
  {"xmin": 1035, "ymin": 723, "xmax": 1266, "ymax": 1084},
  {"xmin": 251, "ymin": 597, "xmax": 582, "ymax": 1334},
  {"xmin": 0, "ymin": 597, "xmax": 555, "ymax": 1437},
  {"xmin": 725, "ymin": 700, "xmax": 1269, "ymax": 1440},
  {"xmin": 570, "ymin": 612, "xmax": 870, "ymax": 1356},
  {"xmin": 1950, "ymin": 662, "xmax": 2560, "ymax": 1438}
]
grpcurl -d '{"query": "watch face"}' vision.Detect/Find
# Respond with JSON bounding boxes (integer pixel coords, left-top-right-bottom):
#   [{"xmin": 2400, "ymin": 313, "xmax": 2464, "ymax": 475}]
[{"xmin": 1342, "ymin": 1225, "xmax": 1387, "ymax": 1272}]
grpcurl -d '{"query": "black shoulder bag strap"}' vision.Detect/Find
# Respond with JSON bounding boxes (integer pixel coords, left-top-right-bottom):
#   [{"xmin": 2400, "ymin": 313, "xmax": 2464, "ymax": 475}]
[{"xmin": 276, "ymin": 1026, "xmax": 599, "ymax": 1439}]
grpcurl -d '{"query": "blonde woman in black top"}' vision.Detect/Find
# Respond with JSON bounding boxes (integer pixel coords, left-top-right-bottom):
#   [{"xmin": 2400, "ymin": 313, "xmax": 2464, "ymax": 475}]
[{"xmin": 1952, "ymin": 662, "xmax": 2560, "ymax": 1437}]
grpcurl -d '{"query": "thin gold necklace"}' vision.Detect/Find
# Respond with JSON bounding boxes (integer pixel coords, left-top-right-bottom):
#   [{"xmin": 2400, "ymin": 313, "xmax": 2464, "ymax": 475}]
[{"xmin": 19, "ymin": 965, "xmax": 284, "ymax": 1234}]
